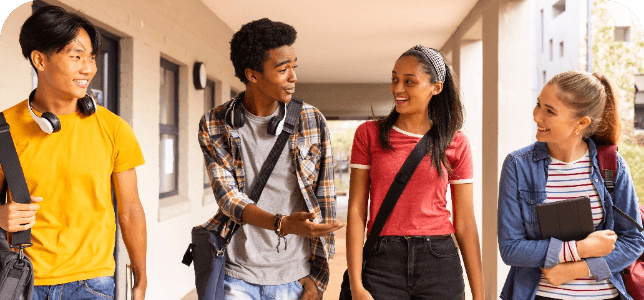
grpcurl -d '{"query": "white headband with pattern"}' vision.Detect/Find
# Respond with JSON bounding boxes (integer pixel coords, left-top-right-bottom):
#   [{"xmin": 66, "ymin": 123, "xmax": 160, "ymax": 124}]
[{"xmin": 411, "ymin": 45, "xmax": 446, "ymax": 82}]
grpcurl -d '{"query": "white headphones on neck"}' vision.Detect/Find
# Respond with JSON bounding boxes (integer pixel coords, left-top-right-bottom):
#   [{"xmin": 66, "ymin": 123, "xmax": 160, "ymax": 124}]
[{"xmin": 28, "ymin": 89, "xmax": 97, "ymax": 134}]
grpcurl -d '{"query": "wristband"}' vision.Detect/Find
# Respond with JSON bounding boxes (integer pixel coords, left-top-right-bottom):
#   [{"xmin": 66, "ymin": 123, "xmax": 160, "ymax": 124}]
[
  {"xmin": 274, "ymin": 214, "xmax": 287, "ymax": 253},
  {"xmin": 273, "ymin": 214, "xmax": 283, "ymax": 234}
]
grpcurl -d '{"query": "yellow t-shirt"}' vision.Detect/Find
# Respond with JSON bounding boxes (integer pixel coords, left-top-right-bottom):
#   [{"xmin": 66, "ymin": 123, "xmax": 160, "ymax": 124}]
[{"xmin": 0, "ymin": 100, "xmax": 145, "ymax": 285}]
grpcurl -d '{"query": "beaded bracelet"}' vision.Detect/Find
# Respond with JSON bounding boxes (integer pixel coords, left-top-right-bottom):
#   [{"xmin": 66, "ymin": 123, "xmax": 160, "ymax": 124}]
[{"xmin": 273, "ymin": 214, "xmax": 287, "ymax": 253}]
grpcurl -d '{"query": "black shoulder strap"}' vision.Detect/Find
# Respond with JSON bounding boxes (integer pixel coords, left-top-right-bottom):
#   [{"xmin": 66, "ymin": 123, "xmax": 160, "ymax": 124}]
[
  {"xmin": 0, "ymin": 112, "xmax": 33, "ymax": 247},
  {"xmin": 247, "ymin": 99, "xmax": 302, "ymax": 202},
  {"xmin": 227, "ymin": 99, "xmax": 304, "ymax": 241},
  {"xmin": 362, "ymin": 130, "xmax": 430, "ymax": 261}
]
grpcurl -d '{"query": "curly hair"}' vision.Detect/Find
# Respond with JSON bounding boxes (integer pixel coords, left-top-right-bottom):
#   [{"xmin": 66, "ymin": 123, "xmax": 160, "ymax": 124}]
[{"xmin": 230, "ymin": 18, "xmax": 297, "ymax": 84}]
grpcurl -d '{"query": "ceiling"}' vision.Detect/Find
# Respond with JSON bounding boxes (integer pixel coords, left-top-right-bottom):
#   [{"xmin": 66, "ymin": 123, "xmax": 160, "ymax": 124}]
[{"xmin": 200, "ymin": 0, "xmax": 479, "ymax": 83}]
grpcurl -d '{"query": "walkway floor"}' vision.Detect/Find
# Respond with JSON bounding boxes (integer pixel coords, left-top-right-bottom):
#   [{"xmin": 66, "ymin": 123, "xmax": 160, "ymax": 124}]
[
  {"xmin": 180, "ymin": 196, "xmax": 472, "ymax": 300},
  {"xmin": 180, "ymin": 210, "xmax": 348, "ymax": 300}
]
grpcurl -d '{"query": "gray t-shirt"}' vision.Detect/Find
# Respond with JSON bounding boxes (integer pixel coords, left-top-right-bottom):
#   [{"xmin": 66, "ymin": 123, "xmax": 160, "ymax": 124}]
[{"xmin": 225, "ymin": 104, "xmax": 311, "ymax": 285}]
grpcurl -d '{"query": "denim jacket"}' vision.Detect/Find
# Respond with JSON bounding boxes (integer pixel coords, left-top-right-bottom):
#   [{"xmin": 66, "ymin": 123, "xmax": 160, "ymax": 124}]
[{"xmin": 497, "ymin": 140, "xmax": 644, "ymax": 300}]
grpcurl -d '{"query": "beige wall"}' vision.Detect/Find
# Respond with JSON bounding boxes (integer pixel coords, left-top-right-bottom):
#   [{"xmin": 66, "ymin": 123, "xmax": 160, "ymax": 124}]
[
  {"xmin": 0, "ymin": 3, "xmax": 32, "ymax": 110},
  {"xmin": 0, "ymin": 1, "xmax": 244, "ymax": 299}
]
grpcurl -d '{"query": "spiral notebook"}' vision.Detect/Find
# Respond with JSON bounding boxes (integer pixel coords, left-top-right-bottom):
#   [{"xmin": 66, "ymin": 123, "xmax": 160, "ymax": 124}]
[{"xmin": 536, "ymin": 196, "xmax": 594, "ymax": 241}]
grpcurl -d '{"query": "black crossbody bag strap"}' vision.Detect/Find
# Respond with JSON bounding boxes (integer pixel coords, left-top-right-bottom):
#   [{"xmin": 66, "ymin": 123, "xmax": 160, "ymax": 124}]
[
  {"xmin": 182, "ymin": 99, "xmax": 304, "ymax": 266},
  {"xmin": 224, "ymin": 98, "xmax": 304, "ymax": 243},
  {"xmin": 0, "ymin": 112, "xmax": 32, "ymax": 248},
  {"xmin": 361, "ymin": 130, "xmax": 430, "ymax": 262}
]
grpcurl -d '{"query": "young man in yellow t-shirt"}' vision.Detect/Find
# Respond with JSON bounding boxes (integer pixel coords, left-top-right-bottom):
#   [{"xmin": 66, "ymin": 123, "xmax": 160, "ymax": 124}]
[{"xmin": 0, "ymin": 6, "xmax": 147, "ymax": 300}]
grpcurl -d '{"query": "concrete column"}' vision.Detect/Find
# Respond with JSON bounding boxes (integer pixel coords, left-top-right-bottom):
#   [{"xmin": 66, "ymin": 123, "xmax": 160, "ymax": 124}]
[
  {"xmin": 460, "ymin": 40, "xmax": 483, "ymax": 246},
  {"xmin": 451, "ymin": 39, "xmax": 462, "ymax": 81},
  {"xmin": 481, "ymin": 0, "xmax": 533, "ymax": 298},
  {"xmin": 481, "ymin": 1, "xmax": 500, "ymax": 297}
]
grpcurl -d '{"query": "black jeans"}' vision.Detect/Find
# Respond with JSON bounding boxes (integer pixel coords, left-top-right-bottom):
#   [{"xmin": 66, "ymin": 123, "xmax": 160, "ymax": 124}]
[{"xmin": 362, "ymin": 236, "xmax": 465, "ymax": 300}]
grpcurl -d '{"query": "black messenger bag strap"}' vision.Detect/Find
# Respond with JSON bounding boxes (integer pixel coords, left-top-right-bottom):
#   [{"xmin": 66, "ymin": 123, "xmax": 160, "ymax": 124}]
[
  {"xmin": 246, "ymin": 98, "xmax": 303, "ymax": 203},
  {"xmin": 362, "ymin": 130, "xmax": 430, "ymax": 262},
  {"xmin": 0, "ymin": 112, "xmax": 32, "ymax": 248},
  {"xmin": 0, "ymin": 112, "xmax": 35, "ymax": 300},
  {"xmin": 183, "ymin": 99, "xmax": 303, "ymax": 267},
  {"xmin": 223, "ymin": 98, "xmax": 303, "ymax": 243}
]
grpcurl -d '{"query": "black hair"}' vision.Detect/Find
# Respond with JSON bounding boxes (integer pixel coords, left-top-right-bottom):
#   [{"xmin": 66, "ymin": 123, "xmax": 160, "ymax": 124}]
[
  {"xmin": 19, "ymin": 5, "xmax": 101, "ymax": 72},
  {"xmin": 230, "ymin": 18, "xmax": 297, "ymax": 84},
  {"xmin": 378, "ymin": 48, "xmax": 464, "ymax": 176}
]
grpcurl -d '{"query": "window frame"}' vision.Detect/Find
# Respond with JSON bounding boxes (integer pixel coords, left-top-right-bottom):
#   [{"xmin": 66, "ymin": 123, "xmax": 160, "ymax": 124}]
[{"xmin": 159, "ymin": 58, "xmax": 180, "ymax": 199}]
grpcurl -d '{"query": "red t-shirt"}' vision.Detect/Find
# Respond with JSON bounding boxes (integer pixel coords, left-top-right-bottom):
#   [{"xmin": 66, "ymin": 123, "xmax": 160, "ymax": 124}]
[{"xmin": 350, "ymin": 121, "xmax": 473, "ymax": 236}]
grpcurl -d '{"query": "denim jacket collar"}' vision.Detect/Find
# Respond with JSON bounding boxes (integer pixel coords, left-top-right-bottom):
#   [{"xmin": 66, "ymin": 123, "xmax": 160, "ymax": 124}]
[
  {"xmin": 531, "ymin": 138, "xmax": 599, "ymax": 169},
  {"xmin": 531, "ymin": 142, "xmax": 550, "ymax": 162}
]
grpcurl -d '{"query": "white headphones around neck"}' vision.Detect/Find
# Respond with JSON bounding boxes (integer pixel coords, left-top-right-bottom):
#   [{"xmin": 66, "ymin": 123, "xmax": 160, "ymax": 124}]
[{"xmin": 28, "ymin": 89, "xmax": 97, "ymax": 134}]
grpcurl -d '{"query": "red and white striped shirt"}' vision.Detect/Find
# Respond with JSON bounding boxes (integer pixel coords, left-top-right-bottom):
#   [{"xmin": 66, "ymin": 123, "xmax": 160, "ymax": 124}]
[{"xmin": 535, "ymin": 152, "xmax": 618, "ymax": 299}]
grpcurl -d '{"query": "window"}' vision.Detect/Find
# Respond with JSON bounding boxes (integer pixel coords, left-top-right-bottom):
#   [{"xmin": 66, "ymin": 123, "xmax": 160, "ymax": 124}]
[
  {"xmin": 614, "ymin": 26, "xmax": 631, "ymax": 42},
  {"xmin": 159, "ymin": 58, "xmax": 179, "ymax": 198},
  {"xmin": 87, "ymin": 31, "xmax": 120, "ymax": 114},
  {"xmin": 549, "ymin": 39, "xmax": 553, "ymax": 61},
  {"xmin": 552, "ymin": 0, "xmax": 565, "ymax": 18},
  {"xmin": 540, "ymin": 9, "xmax": 544, "ymax": 53},
  {"xmin": 559, "ymin": 41, "xmax": 564, "ymax": 57},
  {"xmin": 203, "ymin": 80, "xmax": 215, "ymax": 189}
]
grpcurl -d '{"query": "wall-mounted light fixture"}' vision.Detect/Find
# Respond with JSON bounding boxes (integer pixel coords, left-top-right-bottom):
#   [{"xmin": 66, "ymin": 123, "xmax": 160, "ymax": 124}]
[{"xmin": 193, "ymin": 62, "xmax": 207, "ymax": 90}]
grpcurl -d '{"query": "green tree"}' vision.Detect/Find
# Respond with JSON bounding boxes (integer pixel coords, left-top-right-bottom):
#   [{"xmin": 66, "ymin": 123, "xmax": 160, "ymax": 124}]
[
  {"xmin": 592, "ymin": 0, "xmax": 644, "ymax": 203},
  {"xmin": 593, "ymin": 0, "xmax": 644, "ymax": 108}
]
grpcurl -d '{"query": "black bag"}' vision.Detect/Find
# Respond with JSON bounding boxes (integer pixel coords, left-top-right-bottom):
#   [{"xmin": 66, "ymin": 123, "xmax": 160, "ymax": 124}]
[
  {"xmin": 182, "ymin": 98, "xmax": 303, "ymax": 300},
  {"xmin": 0, "ymin": 112, "xmax": 35, "ymax": 300},
  {"xmin": 182, "ymin": 227, "xmax": 225, "ymax": 300},
  {"xmin": 0, "ymin": 230, "xmax": 33, "ymax": 300},
  {"xmin": 339, "ymin": 131, "xmax": 430, "ymax": 300}
]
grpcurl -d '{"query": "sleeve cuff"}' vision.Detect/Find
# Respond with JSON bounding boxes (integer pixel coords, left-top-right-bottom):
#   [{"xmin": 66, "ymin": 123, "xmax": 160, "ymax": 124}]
[
  {"xmin": 349, "ymin": 163, "xmax": 370, "ymax": 170},
  {"xmin": 449, "ymin": 178, "xmax": 474, "ymax": 185},
  {"xmin": 231, "ymin": 198, "xmax": 254, "ymax": 225},
  {"xmin": 544, "ymin": 237, "xmax": 563, "ymax": 269},
  {"xmin": 309, "ymin": 275, "xmax": 324, "ymax": 292},
  {"xmin": 559, "ymin": 241, "xmax": 582, "ymax": 263},
  {"xmin": 584, "ymin": 257, "xmax": 611, "ymax": 281}
]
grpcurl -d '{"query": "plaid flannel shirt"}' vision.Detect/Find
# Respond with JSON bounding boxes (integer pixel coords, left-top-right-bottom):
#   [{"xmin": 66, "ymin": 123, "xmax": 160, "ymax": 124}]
[{"xmin": 198, "ymin": 93, "xmax": 337, "ymax": 290}]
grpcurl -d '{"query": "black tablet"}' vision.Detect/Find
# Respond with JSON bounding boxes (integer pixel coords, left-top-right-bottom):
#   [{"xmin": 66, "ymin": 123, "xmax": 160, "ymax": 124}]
[{"xmin": 536, "ymin": 196, "xmax": 594, "ymax": 241}]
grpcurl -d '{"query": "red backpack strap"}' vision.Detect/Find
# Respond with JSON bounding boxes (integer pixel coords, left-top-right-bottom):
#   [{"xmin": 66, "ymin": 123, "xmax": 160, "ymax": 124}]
[
  {"xmin": 596, "ymin": 145, "xmax": 618, "ymax": 193},
  {"xmin": 597, "ymin": 145, "xmax": 644, "ymax": 232}
]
